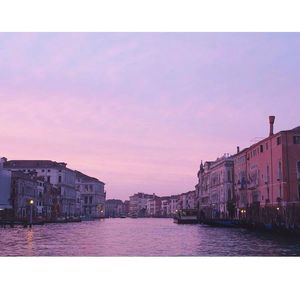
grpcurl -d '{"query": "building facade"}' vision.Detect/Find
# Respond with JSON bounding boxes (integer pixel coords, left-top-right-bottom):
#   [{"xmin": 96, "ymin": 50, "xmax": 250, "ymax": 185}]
[
  {"xmin": 232, "ymin": 117, "xmax": 300, "ymax": 220},
  {"xmin": 197, "ymin": 155, "xmax": 235, "ymax": 219},
  {"xmin": 4, "ymin": 160, "xmax": 77, "ymax": 217},
  {"xmin": 129, "ymin": 192, "xmax": 154, "ymax": 217},
  {"xmin": 197, "ymin": 116, "xmax": 300, "ymax": 223},
  {"xmin": 105, "ymin": 199, "xmax": 124, "ymax": 218},
  {"xmin": 75, "ymin": 170, "xmax": 106, "ymax": 219},
  {"xmin": 0, "ymin": 157, "xmax": 12, "ymax": 218},
  {"xmin": 146, "ymin": 195, "xmax": 161, "ymax": 217}
]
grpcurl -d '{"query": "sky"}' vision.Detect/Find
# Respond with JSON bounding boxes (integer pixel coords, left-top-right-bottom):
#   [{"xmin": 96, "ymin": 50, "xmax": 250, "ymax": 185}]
[{"xmin": 0, "ymin": 33, "xmax": 300, "ymax": 200}]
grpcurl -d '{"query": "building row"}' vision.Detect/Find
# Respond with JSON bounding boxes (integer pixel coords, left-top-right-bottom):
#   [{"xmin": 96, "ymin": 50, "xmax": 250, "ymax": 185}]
[
  {"xmin": 0, "ymin": 158, "xmax": 106, "ymax": 221},
  {"xmin": 196, "ymin": 116, "xmax": 300, "ymax": 222},
  {"xmin": 105, "ymin": 190, "xmax": 196, "ymax": 218}
]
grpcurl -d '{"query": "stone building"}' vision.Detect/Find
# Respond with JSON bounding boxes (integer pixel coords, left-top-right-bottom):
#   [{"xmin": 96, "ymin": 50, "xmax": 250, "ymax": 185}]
[
  {"xmin": 169, "ymin": 195, "xmax": 179, "ymax": 215},
  {"xmin": 75, "ymin": 170, "xmax": 106, "ymax": 219},
  {"xmin": 105, "ymin": 199, "xmax": 124, "ymax": 218},
  {"xmin": 160, "ymin": 196, "xmax": 171, "ymax": 217},
  {"xmin": 178, "ymin": 190, "xmax": 197, "ymax": 211},
  {"xmin": 146, "ymin": 195, "xmax": 161, "ymax": 217},
  {"xmin": 129, "ymin": 192, "xmax": 154, "ymax": 217},
  {"xmin": 10, "ymin": 171, "xmax": 38, "ymax": 220},
  {"xmin": 197, "ymin": 155, "xmax": 234, "ymax": 219},
  {"xmin": 0, "ymin": 157, "xmax": 12, "ymax": 218},
  {"xmin": 4, "ymin": 159, "xmax": 77, "ymax": 217}
]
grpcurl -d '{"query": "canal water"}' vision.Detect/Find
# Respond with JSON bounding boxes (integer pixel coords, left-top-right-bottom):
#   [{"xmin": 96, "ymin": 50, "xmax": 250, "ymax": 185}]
[{"xmin": 1, "ymin": 218, "xmax": 300, "ymax": 256}]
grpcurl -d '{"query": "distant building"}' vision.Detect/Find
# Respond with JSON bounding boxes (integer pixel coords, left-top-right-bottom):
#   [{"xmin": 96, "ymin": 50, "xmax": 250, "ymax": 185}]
[
  {"xmin": 75, "ymin": 170, "xmax": 106, "ymax": 218},
  {"xmin": 177, "ymin": 190, "xmax": 197, "ymax": 211},
  {"xmin": 4, "ymin": 159, "xmax": 77, "ymax": 217},
  {"xmin": 169, "ymin": 195, "xmax": 179, "ymax": 215},
  {"xmin": 146, "ymin": 195, "xmax": 161, "ymax": 217},
  {"xmin": 129, "ymin": 192, "xmax": 154, "ymax": 217},
  {"xmin": 160, "ymin": 196, "xmax": 171, "ymax": 217},
  {"xmin": 123, "ymin": 200, "xmax": 130, "ymax": 216},
  {"xmin": 105, "ymin": 199, "xmax": 124, "ymax": 218},
  {"xmin": 0, "ymin": 157, "xmax": 12, "ymax": 216}
]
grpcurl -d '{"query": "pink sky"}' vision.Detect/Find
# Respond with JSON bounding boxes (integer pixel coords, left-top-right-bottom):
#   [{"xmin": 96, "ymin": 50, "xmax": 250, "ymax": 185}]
[{"xmin": 1, "ymin": 33, "xmax": 300, "ymax": 200}]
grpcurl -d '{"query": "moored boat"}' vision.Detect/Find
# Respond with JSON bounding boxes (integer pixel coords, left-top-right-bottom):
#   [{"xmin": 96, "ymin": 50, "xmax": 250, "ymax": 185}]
[{"xmin": 173, "ymin": 209, "xmax": 198, "ymax": 224}]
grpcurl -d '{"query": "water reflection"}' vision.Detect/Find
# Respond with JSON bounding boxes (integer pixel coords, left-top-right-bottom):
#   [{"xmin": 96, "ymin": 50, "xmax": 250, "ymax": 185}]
[
  {"xmin": 1, "ymin": 218, "xmax": 300, "ymax": 256},
  {"xmin": 25, "ymin": 229, "xmax": 33, "ymax": 255}
]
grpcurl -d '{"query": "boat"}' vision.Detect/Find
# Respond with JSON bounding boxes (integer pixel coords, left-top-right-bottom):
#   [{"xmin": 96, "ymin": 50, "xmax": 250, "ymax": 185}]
[{"xmin": 173, "ymin": 209, "xmax": 198, "ymax": 224}]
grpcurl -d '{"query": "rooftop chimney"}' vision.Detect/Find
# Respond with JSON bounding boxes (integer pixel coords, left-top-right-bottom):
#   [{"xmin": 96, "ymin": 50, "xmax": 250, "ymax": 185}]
[
  {"xmin": 237, "ymin": 146, "xmax": 240, "ymax": 153},
  {"xmin": 269, "ymin": 115, "xmax": 275, "ymax": 136}
]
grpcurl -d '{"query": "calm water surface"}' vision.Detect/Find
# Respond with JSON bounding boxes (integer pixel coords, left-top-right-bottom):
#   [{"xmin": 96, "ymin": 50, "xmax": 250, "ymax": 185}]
[{"xmin": 1, "ymin": 218, "xmax": 300, "ymax": 256}]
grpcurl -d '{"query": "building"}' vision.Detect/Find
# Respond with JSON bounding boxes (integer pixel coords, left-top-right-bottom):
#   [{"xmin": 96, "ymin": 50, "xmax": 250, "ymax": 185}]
[
  {"xmin": 178, "ymin": 190, "xmax": 197, "ymax": 211},
  {"xmin": 75, "ymin": 170, "xmax": 106, "ymax": 218},
  {"xmin": 146, "ymin": 195, "xmax": 161, "ymax": 217},
  {"xmin": 0, "ymin": 157, "xmax": 12, "ymax": 218},
  {"xmin": 197, "ymin": 116, "xmax": 300, "ymax": 224},
  {"xmin": 129, "ymin": 192, "xmax": 154, "ymax": 217},
  {"xmin": 160, "ymin": 196, "xmax": 171, "ymax": 217},
  {"xmin": 232, "ymin": 116, "xmax": 300, "ymax": 220},
  {"xmin": 4, "ymin": 159, "xmax": 77, "ymax": 217},
  {"xmin": 123, "ymin": 200, "xmax": 130, "ymax": 216},
  {"xmin": 105, "ymin": 199, "xmax": 124, "ymax": 218},
  {"xmin": 10, "ymin": 171, "xmax": 38, "ymax": 220},
  {"xmin": 169, "ymin": 195, "xmax": 179, "ymax": 215},
  {"xmin": 197, "ymin": 155, "xmax": 234, "ymax": 219}
]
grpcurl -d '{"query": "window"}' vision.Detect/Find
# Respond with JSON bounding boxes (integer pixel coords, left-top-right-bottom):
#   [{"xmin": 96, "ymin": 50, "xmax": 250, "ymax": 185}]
[
  {"xmin": 58, "ymin": 175, "xmax": 62, "ymax": 183},
  {"xmin": 89, "ymin": 196, "xmax": 93, "ymax": 204},
  {"xmin": 277, "ymin": 137, "xmax": 281, "ymax": 145},
  {"xmin": 84, "ymin": 196, "xmax": 88, "ymax": 204},
  {"xmin": 293, "ymin": 136, "xmax": 300, "ymax": 144},
  {"xmin": 297, "ymin": 161, "xmax": 300, "ymax": 179},
  {"xmin": 266, "ymin": 165, "xmax": 270, "ymax": 183},
  {"xmin": 47, "ymin": 176, "xmax": 51, "ymax": 182},
  {"xmin": 278, "ymin": 161, "xmax": 282, "ymax": 180},
  {"xmin": 227, "ymin": 171, "xmax": 231, "ymax": 182},
  {"xmin": 260, "ymin": 145, "xmax": 263, "ymax": 153},
  {"xmin": 41, "ymin": 169, "xmax": 45, "ymax": 172}
]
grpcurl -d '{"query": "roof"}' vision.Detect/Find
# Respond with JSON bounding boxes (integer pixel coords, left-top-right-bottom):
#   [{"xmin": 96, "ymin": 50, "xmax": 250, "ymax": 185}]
[
  {"xmin": 75, "ymin": 170, "xmax": 105, "ymax": 184},
  {"xmin": 5, "ymin": 160, "xmax": 69, "ymax": 170},
  {"xmin": 105, "ymin": 199, "xmax": 123, "ymax": 205}
]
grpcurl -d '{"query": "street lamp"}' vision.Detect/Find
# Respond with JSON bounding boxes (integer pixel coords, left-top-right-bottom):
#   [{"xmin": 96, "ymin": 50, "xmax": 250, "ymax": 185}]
[{"xmin": 29, "ymin": 199, "xmax": 34, "ymax": 227}]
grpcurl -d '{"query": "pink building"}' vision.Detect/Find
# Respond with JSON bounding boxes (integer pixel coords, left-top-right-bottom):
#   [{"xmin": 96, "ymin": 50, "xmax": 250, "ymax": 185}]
[{"xmin": 234, "ymin": 116, "xmax": 300, "ymax": 212}]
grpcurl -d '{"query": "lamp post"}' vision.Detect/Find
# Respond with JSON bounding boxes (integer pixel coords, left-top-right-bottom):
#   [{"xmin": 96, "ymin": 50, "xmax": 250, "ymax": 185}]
[{"xmin": 29, "ymin": 199, "xmax": 34, "ymax": 227}]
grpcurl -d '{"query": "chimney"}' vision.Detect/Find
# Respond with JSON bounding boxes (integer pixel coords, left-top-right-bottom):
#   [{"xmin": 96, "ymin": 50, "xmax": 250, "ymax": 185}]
[
  {"xmin": 237, "ymin": 146, "xmax": 240, "ymax": 153},
  {"xmin": 269, "ymin": 115, "xmax": 275, "ymax": 136}
]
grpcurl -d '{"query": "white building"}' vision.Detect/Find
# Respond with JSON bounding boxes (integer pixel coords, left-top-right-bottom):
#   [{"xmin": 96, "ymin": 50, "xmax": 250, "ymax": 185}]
[
  {"xmin": 75, "ymin": 170, "xmax": 106, "ymax": 218},
  {"xmin": 197, "ymin": 155, "xmax": 235, "ymax": 219},
  {"xmin": 4, "ymin": 159, "xmax": 77, "ymax": 217},
  {"xmin": 160, "ymin": 197, "xmax": 171, "ymax": 216},
  {"xmin": 146, "ymin": 196, "xmax": 161, "ymax": 217}
]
